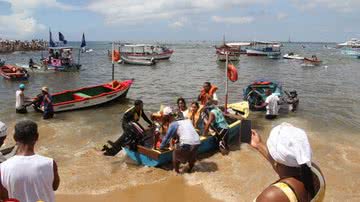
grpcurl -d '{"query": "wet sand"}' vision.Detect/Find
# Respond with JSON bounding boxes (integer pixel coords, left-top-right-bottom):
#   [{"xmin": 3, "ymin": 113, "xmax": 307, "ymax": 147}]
[{"xmin": 57, "ymin": 176, "xmax": 220, "ymax": 202}]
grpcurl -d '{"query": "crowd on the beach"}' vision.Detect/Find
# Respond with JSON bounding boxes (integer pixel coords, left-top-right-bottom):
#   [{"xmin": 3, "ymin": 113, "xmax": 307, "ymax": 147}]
[
  {"xmin": 0, "ymin": 39, "xmax": 47, "ymax": 53},
  {"xmin": 0, "ymin": 81, "xmax": 324, "ymax": 202}
]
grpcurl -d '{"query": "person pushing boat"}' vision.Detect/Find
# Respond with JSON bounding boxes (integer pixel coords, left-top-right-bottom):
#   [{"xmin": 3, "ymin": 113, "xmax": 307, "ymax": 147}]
[
  {"xmin": 102, "ymin": 100, "xmax": 154, "ymax": 156},
  {"xmin": 15, "ymin": 84, "xmax": 32, "ymax": 114},
  {"xmin": 254, "ymin": 89, "xmax": 280, "ymax": 119}
]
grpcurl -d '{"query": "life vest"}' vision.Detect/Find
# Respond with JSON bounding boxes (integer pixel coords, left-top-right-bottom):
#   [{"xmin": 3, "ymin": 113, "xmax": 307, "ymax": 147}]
[
  {"xmin": 113, "ymin": 50, "xmax": 120, "ymax": 62},
  {"xmin": 199, "ymin": 85, "xmax": 218, "ymax": 105}
]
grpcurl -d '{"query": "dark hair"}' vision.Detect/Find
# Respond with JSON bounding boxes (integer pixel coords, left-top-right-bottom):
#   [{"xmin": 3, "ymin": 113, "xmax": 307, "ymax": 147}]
[
  {"xmin": 14, "ymin": 120, "xmax": 38, "ymax": 144},
  {"xmin": 134, "ymin": 100, "xmax": 143, "ymax": 106},
  {"xmin": 191, "ymin": 101, "xmax": 199, "ymax": 108},
  {"xmin": 300, "ymin": 164, "xmax": 315, "ymax": 198},
  {"xmin": 177, "ymin": 97, "xmax": 186, "ymax": 106},
  {"xmin": 204, "ymin": 82, "xmax": 211, "ymax": 87}
]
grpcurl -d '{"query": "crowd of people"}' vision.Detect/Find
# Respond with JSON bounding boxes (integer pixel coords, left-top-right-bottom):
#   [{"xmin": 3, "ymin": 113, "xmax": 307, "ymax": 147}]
[
  {"xmin": 0, "ymin": 81, "xmax": 324, "ymax": 202},
  {"xmin": 0, "ymin": 39, "xmax": 47, "ymax": 53}
]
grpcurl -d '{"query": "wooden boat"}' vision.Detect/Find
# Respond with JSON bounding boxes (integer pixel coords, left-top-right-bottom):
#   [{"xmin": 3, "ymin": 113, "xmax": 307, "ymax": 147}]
[
  {"xmin": 42, "ymin": 47, "xmax": 81, "ymax": 71},
  {"xmin": 35, "ymin": 80, "xmax": 133, "ymax": 112},
  {"xmin": 0, "ymin": 64, "xmax": 29, "ymax": 80},
  {"xmin": 243, "ymin": 80, "xmax": 283, "ymax": 111},
  {"xmin": 303, "ymin": 56, "xmax": 322, "ymax": 66},
  {"xmin": 120, "ymin": 55, "xmax": 156, "ymax": 66},
  {"xmin": 119, "ymin": 44, "xmax": 173, "ymax": 60},
  {"xmin": 124, "ymin": 102, "xmax": 249, "ymax": 167}
]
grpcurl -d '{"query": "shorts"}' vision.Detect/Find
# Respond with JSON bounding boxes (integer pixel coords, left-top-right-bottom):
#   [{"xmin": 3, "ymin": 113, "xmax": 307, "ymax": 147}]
[
  {"xmin": 43, "ymin": 111, "xmax": 54, "ymax": 119},
  {"xmin": 174, "ymin": 144, "xmax": 199, "ymax": 164},
  {"xmin": 16, "ymin": 107, "xmax": 27, "ymax": 114},
  {"xmin": 265, "ymin": 114, "xmax": 277, "ymax": 120}
]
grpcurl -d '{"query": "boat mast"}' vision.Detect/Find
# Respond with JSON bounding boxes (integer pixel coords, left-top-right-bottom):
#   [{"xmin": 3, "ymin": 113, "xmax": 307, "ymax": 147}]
[
  {"xmin": 112, "ymin": 42, "xmax": 114, "ymax": 81},
  {"xmin": 224, "ymin": 52, "xmax": 229, "ymax": 112}
]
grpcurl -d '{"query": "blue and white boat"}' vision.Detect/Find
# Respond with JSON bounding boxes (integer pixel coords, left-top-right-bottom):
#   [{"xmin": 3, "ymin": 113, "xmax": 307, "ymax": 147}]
[{"xmin": 246, "ymin": 41, "xmax": 281, "ymax": 59}]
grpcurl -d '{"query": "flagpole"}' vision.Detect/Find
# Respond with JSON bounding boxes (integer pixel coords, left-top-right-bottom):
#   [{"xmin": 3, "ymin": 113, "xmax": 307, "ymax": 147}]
[
  {"xmin": 225, "ymin": 52, "xmax": 229, "ymax": 113},
  {"xmin": 112, "ymin": 42, "xmax": 115, "ymax": 81}
]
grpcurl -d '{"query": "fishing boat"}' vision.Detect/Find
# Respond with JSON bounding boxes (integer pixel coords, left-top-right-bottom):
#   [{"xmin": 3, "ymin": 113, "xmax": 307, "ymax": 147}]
[
  {"xmin": 124, "ymin": 102, "xmax": 249, "ymax": 167},
  {"xmin": 302, "ymin": 56, "xmax": 322, "ymax": 66},
  {"xmin": 0, "ymin": 64, "xmax": 29, "ymax": 80},
  {"xmin": 243, "ymin": 80, "xmax": 283, "ymax": 111},
  {"xmin": 120, "ymin": 55, "xmax": 156, "ymax": 66},
  {"xmin": 283, "ymin": 52, "xmax": 304, "ymax": 60},
  {"xmin": 34, "ymin": 80, "xmax": 133, "ymax": 112},
  {"xmin": 246, "ymin": 41, "xmax": 281, "ymax": 59},
  {"xmin": 119, "ymin": 44, "xmax": 173, "ymax": 60},
  {"xmin": 337, "ymin": 38, "xmax": 360, "ymax": 48},
  {"xmin": 42, "ymin": 46, "xmax": 81, "ymax": 71}
]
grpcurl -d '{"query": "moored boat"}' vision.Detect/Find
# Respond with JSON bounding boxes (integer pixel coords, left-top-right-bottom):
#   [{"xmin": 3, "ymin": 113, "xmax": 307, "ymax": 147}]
[
  {"xmin": 243, "ymin": 80, "xmax": 283, "ymax": 111},
  {"xmin": 124, "ymin": 102, "xmax": 249, "ymax": 167},
  {"xmin": 0, "ymin": 64, "xmax": 29, "ymax": 80},
  {"xmin": 303, "ymin": 56, "xmax": 322, "ymax": 66},
  {"xmin": 119, "ymin": 44, "xmax": 173, "ymax": 60},
  {"xmin": 120, "ymin": 55, "xmax": 156, "ymax": 66},
  {"xmin": 246, "ymin": 41, "xmax": 281, "ymax": 59},
  {"xmin": 35, "ymin": 80, "xmax": 133, "ymax": 112}
]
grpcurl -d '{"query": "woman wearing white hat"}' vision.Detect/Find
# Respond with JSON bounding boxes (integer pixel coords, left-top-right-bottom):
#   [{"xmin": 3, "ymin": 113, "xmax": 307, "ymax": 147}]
[{"xmin": 251, "ymin": 123, "xmax": 325, "ymax": 202}]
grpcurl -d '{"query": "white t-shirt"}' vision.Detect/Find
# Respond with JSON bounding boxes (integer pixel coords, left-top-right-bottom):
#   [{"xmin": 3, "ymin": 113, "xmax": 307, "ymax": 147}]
[
  {"xmin": 1, "ymin": 154, "xmax": 55, "ymax": 202},
  {"xmin": 212, "ymin": 93, "xmax": 218, "ymax": 102},
  {"xmin": 180, "ymin": 109, "xmax": 189, "ymax": 119},
  {"xmin": 177, "ymin": 119, "xmax": 201, "ymax": 145},
  {"xmin": 15, "ymin": 90, "xmax": 24, "ymax": 109},
  {"xmin": 265, "ymin": 94, "xmax": 280, "ymax": 115}
]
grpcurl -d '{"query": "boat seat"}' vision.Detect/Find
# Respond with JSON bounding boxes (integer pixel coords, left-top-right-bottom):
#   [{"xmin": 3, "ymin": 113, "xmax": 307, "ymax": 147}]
[{"xmin": 73, "ymin": 92, "xmax": 91, "ymax": 99}]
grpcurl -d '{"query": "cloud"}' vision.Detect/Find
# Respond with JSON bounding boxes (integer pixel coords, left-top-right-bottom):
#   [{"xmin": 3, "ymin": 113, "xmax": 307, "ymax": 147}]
[
  {"xmin": 291, "ymin": 0, "xmax": 360, "ymax": 13},
  {"xmin": 212, "ymin": 16, "xmax": 254, "ymax": 24},
  {"xmin": 0, "ymin": 0, "xmax": 77, "ymax": 39},
  {"xmin": 169, "ymin": 17, "xmax": 187, "ymax": 29},
  {"xmin": 87, "ymin": 0, "xmax": 270, "ymax": 25},
  {"xmin": 276, "ymin": 12, "xmax": 287, "ymax": 20}
]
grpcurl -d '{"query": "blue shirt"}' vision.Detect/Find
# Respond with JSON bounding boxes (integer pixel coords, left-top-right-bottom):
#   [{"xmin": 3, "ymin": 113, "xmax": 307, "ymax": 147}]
[{"xmin": 159, "ymin": 122, "xmax": 179, "ymax": 149}]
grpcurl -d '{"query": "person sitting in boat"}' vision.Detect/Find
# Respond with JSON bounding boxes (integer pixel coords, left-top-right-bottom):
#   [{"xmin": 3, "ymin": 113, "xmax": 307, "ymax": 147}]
[
  {"xmin": 159, "ymin": 107, "xmax": 200, "ymax": 173},
  {"xmin": 41, "ymin": 87, "xmax": 54, "ymax": 120},
  {"xmin": 0, "ymin": 121, "xmax": 17, "ymax": 163},
  {"xmin": 198, "ymin": 82, "xmax": 218, "ymax": 105},
  {"xmin": 102, "ymin": 100, "xmax": 154, "ymax": 156},
  {"xmin": 311, "ymin": 55, "xmax": 318, "ymax": 61},
  {"xmin": 15, "ymin": 84, "xmax": 32, "ymax": 114},
  {"xmin": 250, "ymin": 123, "xmax": 325, "ymax": 202},
  {"xmin": 285, "ymin": 90, "xmax": 299, "ymax": 112},
  {"xmin": 202, "ymin": 100, "xmax": 230, "ymax": 155},
  {"xmin": 176, "ymin": 97, "xmax": 189, "ymax": 120},
  {"xmin": 254, "ymin": 89, "xmax": 280, "ymax": 120},
  {"xmin": 187, "ymin": 101, "xmax": 203, "ymax": 131}
]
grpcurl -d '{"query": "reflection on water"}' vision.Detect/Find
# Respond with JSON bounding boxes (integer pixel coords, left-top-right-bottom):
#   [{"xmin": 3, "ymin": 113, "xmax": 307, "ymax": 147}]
[{"xmin": 1, "ymin": 42, "xmax": 360, "ymax": 201}]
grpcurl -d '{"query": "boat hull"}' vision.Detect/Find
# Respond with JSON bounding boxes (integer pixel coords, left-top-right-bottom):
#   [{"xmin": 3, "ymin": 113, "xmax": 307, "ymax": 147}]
[
  {"xmin": 283, "ymin": 54, "xmax": 304, "ymax": 60},
  {"xmin": 122, "ymin": 51, "xmax": 173, "ymax": 60},
  {"xmin": 124, "ymin": 119, "xmax": 242, "ymax": 167},
  {"xmin": 0, "ymin": 65, "xmax": 29, "ymax": 80},
  {"xmin": 120, "ymin": 55, "xmax": 156, "ymax": 66},
  {"xmin": 38, "ymin": 80, "xmax": 133, "ymax": 112}
]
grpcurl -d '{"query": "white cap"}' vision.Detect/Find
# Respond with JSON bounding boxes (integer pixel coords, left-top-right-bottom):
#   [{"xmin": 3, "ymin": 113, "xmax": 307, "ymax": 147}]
[
  {"xmin": 163, "ymin": 106, "xmax": 173, "ymax": 116},
  {"xmin": 0, "ymin": 121, "xmax": 7, "ymax": 138},
  {"xmin": 267, "ymin": 122, "xmax": 312, "ymax": 168}
]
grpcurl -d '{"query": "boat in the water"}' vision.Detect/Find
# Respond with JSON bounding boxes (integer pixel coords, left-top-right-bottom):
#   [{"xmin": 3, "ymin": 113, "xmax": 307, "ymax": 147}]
[
  {"xmin": 283, "ymin": 52, "xmax": 304, "ymax": 60},
  {"xmin": 337, "ymin": 38, "xmax": 360, "ymax": 48},
  {"xmin": 243, "ymin": 80, "xmax": 283, "ymax": 111},
  {"xmin": 246, "ymin": 41, "xmax": 281, "ymax": 59},
  {"xmin": 118, "ymin": 44, "xmax": 173, "ymax": 60},
  {"xmin": 34, "ymin": 80, "xmax": 133, "ymax": 112},
  {"xmin": 302, "ymin": 56, "xmax": 322, "ymax": 66},
  {"xmin": 0, "ymin": 64, "xmax": 29, "ymax": 80},
  {"xmin": 124, "ymin": 102, "xmax": 249, "ymax": 167},
  {"xmin": 120, "ymin": 55, "xmax": 156, "ymax": 66},
  {"xmin": 42, "ymin": 46, "xmax": 81, "ymax": 71}
]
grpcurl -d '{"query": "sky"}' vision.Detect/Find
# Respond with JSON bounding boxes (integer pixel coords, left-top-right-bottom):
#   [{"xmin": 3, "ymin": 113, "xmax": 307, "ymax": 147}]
[{"xmin": 0, "ymin": 0, "xmax": 359, "ymax": 42}]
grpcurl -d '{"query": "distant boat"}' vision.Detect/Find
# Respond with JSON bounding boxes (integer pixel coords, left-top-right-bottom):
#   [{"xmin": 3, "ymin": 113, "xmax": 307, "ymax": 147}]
[
  {"xmin": 42, "ymin": 46, "xmax": 81, "ymax": 71},
  {"xmin": 283, "ymin": 53, "xmax": 304, "ymax": 60},
  {"xmin": 337, "ymin": 38, "xmax": 360, "ymax": 48},
  {"xmin": 246, "ymin": 41, "xmax": 281, "ymax": 59},
  {"xmin": 0, "ymin": 64, "xmax": 29, "ymax": 80},
  {"xmin": 302, "ymin": 56, "xmax": 322, "ymax": 66},
  {"xmin": 120, "ymin": 54, "xmax": 156, "ymax": 66},
  {"xmin": 118, "ymin": 44, "xmax": 173, "ymax": 60}
]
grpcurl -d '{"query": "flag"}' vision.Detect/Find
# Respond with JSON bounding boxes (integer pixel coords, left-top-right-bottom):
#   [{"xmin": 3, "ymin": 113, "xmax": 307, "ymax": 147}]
[
  {"xmin": 49, "ymin": 29, "xmax": 56, "ymax": 47},
  {"xmin": 80, "ymin": 33, "xmax": 86, "ymax": 48},
  {"xmin": 58, "ymin": 32, "xmax": 67, "ymax": 44}
]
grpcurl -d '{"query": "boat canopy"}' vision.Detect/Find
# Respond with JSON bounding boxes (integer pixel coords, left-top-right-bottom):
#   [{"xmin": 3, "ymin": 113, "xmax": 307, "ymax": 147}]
[
  {"xmin": 226, "ymin": 42, "xmax": 252, "ymax": 47},
  {"xmin": 252, "ymin": 41, "xmax": 280, "ymax": 45},
  {"xmin": 48, "ymin": 46, "xmax": 73, "ymax": 50}
]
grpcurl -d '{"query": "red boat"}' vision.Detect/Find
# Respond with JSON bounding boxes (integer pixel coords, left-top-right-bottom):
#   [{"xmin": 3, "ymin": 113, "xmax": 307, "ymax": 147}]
[
  {"xmin": 0, "ymin": 65, "xmax": 29, "ymax": 80},
  {"xmin": 34, "ymin": 80, "xmax": 134, "ymax": 112},
  {"xmin": 303, "ymin": 56, "xmax": 322, "ymax": 66}
]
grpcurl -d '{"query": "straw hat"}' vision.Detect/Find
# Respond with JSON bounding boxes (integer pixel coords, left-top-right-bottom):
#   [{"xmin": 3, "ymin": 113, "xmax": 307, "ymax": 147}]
[{"xmin": 41, "ymin": 86, "xmax": 49, "ymax": 93}]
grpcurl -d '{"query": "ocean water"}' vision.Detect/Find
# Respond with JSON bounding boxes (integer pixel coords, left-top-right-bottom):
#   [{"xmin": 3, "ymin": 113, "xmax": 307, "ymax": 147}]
[{"xmin": 0, "ymin": 42, "xmax": 359, "ymax": 201}]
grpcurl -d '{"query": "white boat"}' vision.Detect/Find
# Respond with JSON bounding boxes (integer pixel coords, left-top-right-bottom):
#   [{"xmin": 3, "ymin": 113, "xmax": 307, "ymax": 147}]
[
  {"xmin": 246, "ymin": 41, "xmax": 281, "ymax": 59},
  {"xmin": 215, "ymin": 42, "xmax": 252, "ymax": 61},
  {"xmin": 120, "ymin": 55, "xmax": 156, "ymax": 66},
  {"xmin": 283, "ymin": 53, "xmax": 304, "ymax": 60},
  {"xmin": 119, "ymin": 44, "xmax": 173, "ymax": 60},
  {"xmin": 337, "ymin": 38, "xmax": 360, "ymax": 48}
]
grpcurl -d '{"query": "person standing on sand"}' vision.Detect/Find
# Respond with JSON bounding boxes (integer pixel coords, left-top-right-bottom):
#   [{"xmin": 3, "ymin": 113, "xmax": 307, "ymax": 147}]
[
  {"xmin": 251, "ymin": 123, "xmax": 325, "ymax": 202},
  {"xmin": 0, "ymin": 120, "xmax": 60, "ymax": 202},
  {"xmin": 159, "ymin": 107, "xmax": 200, "ymax": 173}
]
